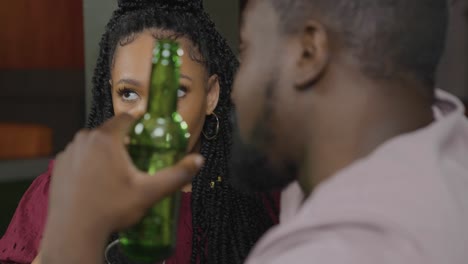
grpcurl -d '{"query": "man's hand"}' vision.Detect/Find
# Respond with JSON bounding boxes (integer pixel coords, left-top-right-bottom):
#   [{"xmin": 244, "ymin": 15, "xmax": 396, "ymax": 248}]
[{"xmin": 40, "ymin": 114, "xmax": 204, "ymax": 264}]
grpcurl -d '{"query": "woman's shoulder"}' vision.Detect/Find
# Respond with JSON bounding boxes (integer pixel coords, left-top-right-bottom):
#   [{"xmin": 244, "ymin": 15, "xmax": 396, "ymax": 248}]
[{"xmin": 0, "ymin": 160, "xmax": 54, "ymax": 263}]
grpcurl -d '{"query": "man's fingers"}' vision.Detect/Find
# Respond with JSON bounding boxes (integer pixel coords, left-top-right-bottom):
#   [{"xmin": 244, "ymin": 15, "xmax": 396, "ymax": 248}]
[
  {"xmin": 135, "ymin": 154, "xmax": 204, "ymax": 205},
  {"xmin": 100, "ymin": 113, "xmax": 135, "ymax": 140}
]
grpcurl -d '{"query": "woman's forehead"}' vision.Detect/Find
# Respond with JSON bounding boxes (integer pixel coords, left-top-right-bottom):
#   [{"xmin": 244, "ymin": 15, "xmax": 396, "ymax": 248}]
[
  {"xmin": 112, "ymin": 30, "xmax": 208, "ymax": 80},
  {"xmin": 116, "ymin": 29, "xmax": 205, "ymax": 66}
]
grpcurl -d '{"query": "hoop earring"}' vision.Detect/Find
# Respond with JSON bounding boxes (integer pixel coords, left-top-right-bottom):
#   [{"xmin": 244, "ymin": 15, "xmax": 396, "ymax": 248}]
[
  {"xmin": 202, "ymin": 112, "xmax": 220, "ymax": 140},
  {"xmin": 104, "ymin": 239, "xmax": 119, "ymax": 264}
]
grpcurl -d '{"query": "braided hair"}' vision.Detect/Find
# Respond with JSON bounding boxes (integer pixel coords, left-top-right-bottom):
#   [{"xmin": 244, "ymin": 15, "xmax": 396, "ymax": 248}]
[{"xmin": 87, "ymin": 0, "xmax": 277, "ymax": 263}]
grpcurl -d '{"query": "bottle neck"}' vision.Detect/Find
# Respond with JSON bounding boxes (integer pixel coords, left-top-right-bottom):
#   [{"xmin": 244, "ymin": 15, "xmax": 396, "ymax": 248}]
[
  {"xmin": 146, "ymin": 66, "xmax": 179, "ymax": 117},
  {"xmin": 146, "ymin": 43, "xmax": 181, "ymax": 117}
]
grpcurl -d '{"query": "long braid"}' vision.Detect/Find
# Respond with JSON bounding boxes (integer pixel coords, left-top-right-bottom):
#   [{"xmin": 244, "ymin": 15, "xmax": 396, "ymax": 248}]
[{"xmin": 86, "ymin": 1, "xmax": 277, "ymax": 263}]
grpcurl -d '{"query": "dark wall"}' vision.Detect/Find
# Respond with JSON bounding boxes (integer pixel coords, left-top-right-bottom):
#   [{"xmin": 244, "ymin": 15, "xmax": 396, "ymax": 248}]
[
  {"xmin": 0, "ymin": 0, "xmax": 85, "ymax": 154},
  {"xmin": 0, "ymin": 70, "xmax": 85, "ymax": 154},
  {"xmin": 0, "ymin": 0, "xmax": 84, "ymax": 69},
  {"xmin": 436, "ymin": 0, "xmax": 468, "ymax": 99}
]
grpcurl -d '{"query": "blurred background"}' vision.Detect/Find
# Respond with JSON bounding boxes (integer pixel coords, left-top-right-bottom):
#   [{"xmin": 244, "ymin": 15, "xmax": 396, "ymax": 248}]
[{"xmin": 0, "ymin": 0, "xmax": 466, "ymax": 236}]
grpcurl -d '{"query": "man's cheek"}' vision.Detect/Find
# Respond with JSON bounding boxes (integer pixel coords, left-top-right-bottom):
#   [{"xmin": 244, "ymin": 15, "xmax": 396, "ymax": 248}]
[{"xmin": 238, "ymin": 98, "xmax": 264, "ymax": 141}]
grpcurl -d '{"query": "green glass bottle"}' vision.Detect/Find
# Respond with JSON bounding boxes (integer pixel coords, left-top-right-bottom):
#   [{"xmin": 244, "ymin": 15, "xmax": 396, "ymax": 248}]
[{"xmin": 119, "ymin": 40, "xmax": 190, "ymax": 263}]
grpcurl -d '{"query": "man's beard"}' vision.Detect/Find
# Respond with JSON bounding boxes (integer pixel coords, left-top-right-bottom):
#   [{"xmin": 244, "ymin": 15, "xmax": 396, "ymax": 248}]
[{"xmin": 229, "ymin": 79, "xmax": 297, "ymax": 193}]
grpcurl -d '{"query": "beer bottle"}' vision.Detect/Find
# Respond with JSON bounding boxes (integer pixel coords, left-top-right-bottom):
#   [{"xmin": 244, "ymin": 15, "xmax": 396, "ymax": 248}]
[{"xmin": 119, "ymin": 39, "xmax": 189, "ymax": 262}]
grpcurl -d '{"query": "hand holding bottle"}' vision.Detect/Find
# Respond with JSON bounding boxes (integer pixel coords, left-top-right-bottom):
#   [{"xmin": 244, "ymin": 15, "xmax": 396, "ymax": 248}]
[{"xmin": 40, "ymin": 114, "xmax": 204, "ymax": 264}]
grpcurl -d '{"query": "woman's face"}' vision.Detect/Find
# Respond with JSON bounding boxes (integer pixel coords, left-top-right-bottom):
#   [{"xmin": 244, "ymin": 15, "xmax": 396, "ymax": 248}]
[{"xmin": 111, "ymin": 30, "xmax": 220, "ymax": 153}]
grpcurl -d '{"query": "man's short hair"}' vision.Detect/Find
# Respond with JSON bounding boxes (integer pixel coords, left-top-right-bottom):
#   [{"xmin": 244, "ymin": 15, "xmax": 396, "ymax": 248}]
[{"xmin": 271, "ymin": 0, "xmax": 448, "ymax": 88}]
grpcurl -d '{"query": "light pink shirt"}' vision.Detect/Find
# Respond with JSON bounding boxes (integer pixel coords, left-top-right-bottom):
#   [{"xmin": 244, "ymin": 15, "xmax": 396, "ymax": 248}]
[{"xmin": 246, "ymin": 90, "xmax": 468, "ymax": 264}]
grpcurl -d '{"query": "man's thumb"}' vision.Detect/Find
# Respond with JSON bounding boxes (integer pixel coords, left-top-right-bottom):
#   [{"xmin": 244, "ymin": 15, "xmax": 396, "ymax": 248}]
[{"xmin": 136, "ymin": 154, "xmax": 204, "ymax": 205}]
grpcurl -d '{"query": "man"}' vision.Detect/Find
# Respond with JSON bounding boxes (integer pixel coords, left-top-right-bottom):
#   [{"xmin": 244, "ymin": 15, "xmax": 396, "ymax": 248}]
[{"xmin": 41, "ymin": 0, "xmax": 468, "ymax": 263}]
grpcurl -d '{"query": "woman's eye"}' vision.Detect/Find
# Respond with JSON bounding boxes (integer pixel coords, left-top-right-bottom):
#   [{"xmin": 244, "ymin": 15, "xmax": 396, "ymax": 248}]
[
  {"xmin": 177, "ymin": 87, "xmax": 187, "ymax": 98},
  {"xmin": 118, "ymin": 89, "xmax": 140, "ymax": 102}
]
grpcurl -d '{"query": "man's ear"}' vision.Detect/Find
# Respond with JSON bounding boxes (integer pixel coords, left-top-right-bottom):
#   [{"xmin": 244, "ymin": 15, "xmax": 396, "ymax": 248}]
[
  {"xmin": 206, "ymin": 74, "xmax": 220, "ymax": 114},
  {"xmin": 294, "ymin": 20, "xmax": 330, "ymax": 91}
]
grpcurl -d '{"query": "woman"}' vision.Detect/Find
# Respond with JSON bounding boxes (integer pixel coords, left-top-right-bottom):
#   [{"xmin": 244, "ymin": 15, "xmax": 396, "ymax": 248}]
[{"xmin": 0, "ymin": 0, "xmax": 279, "ymax": 263}]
